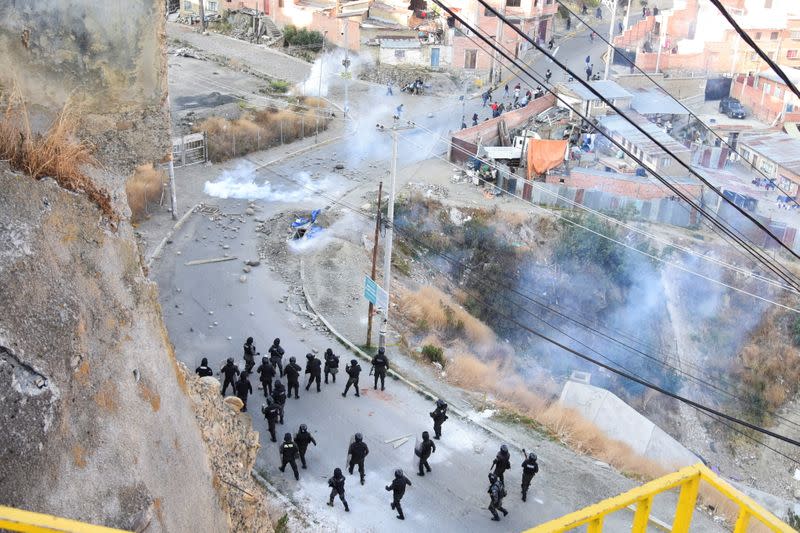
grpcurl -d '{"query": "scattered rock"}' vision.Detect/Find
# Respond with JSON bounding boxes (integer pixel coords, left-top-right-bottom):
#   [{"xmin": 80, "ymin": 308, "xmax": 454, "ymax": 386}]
[
  {"xmin": 245, "ymin": 208, "xmax": 255, "ymax": 216},
  {"xmin": 243, "ymin": 266, "xmax": 252, "ymax": 273},
  {"xmin": 245, "ymin": 260, "xmax": 260, "ymax": 267},
  {"xmin": 239, "ymin": 275, "xmax": 247, "ymax": 283}
]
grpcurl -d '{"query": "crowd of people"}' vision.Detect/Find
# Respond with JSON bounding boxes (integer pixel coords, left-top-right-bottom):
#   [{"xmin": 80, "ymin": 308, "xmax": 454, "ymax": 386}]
[{"xmin": 196, "ymin": 335, "xmax": 541, "ymax": 523}]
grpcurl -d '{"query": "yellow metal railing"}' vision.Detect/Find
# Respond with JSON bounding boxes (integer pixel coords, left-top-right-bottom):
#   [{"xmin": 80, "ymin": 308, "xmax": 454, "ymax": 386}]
[
  {"xmin": 523, "ymin": 463, "xmax": 795, "ymax": 533},
  {"xmin": 0, "ymin": 505, "xmax": 131, "ymax": 533}
]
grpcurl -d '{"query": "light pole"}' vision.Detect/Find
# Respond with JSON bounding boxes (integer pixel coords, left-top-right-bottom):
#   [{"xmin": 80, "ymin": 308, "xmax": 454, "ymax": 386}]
[
  {"xmin": 603, "ymin": 0, "xmax": 620, "ymax": 80},
  {"xmin": 316, "ymin": 31, "xmax": 327, "ymax": 143},
  {"xmin": 376, "ymin": 119, "xmax": 414, "ymax": 349}
]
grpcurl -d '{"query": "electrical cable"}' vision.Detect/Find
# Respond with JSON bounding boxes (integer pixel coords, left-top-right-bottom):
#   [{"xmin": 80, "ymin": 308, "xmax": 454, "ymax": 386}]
[
  {"xmin": 248, "ymin": 161, "xmax": 800, "ymax": 449},
  {"xmin": 434, "ymin": 0, "xmax": 800, "ymax": 293},
  {"xmin": 547, "ymin": 0, "xmax": 800, "ymax": 209},
  {"xmin": 707, "ymin": 0, "xmax": 800, "ymax": 100}
]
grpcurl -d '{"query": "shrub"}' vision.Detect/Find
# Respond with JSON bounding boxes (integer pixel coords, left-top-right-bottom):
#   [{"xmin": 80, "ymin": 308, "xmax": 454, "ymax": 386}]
[
  {"xmin": 421, "ymin": 344, "xmax": 445, "ymax": 367},
  {"xmin": 268, "ymin": 80, "xmax": 290, "ymax": 94},
  {"xmin": 126, "ymin": 164, "xmax": 165, "ymax": 223}
]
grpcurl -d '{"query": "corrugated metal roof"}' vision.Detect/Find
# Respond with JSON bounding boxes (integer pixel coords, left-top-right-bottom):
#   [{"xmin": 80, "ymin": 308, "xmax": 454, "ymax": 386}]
[
  {"xmin": 598, "ymin": 113, "xmax": 689, "ymax": 156},
  {"xmin": 562, "ymin": 80, "xmax": 632, "ymax": 102},
  {"xmin": 380, "ymin": 38, "xmax": 420, "ymax": 48},
  {"xmin": 630, "ymin": 88, "xmax": 690, "ymax": 115},
  {"xmin": 739, "ymin": 131, "xmax": 800, "ymax": 175},
  {"xmin": 483, "ymin": 146, "xmax": 522, "ymax": 160}
]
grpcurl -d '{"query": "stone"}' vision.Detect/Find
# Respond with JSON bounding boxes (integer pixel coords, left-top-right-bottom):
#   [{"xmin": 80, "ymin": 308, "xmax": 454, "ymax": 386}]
[
  {"xmin": 239, "ymin": 275, "xmax": 247, "ymax": 283},
  {"xmin": 223, "ymin": 396, "xmax": 244, "ymax": 411},
  {"xmin": 200, "ymin": 376, "xmax": 221, "ymax": 392},
  {"xmin": 245, "ymin": 260, "xmax": 260, "ymax": 267},
  {"xmin": 245, "ymin": 208, "xmax": 255, "ymax": 216}
]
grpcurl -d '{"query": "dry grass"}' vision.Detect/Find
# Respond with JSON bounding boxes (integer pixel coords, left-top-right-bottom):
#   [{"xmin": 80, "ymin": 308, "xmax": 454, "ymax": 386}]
[
  {"xmin": 0, "ymin": 87, "xmax": 115, "ymax": 222},
  {"xmin": 125, "ymin": 164, "xmax": 165, "ymax": 222},
  {"xmin": 195, "ymin": 103, "xmax": 332, "ymax": 162},
  {"xmin": 399, "ymin": 286, "xmax": 495, "ymax": 347}
]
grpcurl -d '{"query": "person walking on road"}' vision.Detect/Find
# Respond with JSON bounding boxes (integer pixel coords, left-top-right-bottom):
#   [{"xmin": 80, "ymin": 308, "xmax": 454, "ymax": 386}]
[
  {"xmin": 304, "ymin": 352, "xmax": 322, "ymax": 392},
  {"xmin": 243, "ymin": 336, "xmax": 257, "ymax": 373},
  {"xmin": 195, "ymin": 357, "xmax": 213, "ymax": 377},
  {"xmin": 585, "ymin": 54, "xmax": 591, "ymax": 67},
  {"xmin": 430, "ymin": 399, "xmax": 449, "ymax": 439},
  {"xmin": 416, "ymin": 431, "xmax": 436, "ymax": 476},
  {"xmin": 342, "ymin": 359, "xmax": 362, "ymax": 397},
  {"xmin": 472, "ymin": 112, "xmax": 479, "ymax": 126},
  {"xmin": 257, "ymin": 355, "xmax": 276, "ymax": 396},
  {"xmin": 279, "ymin": 432, "xmax": 300, "ymax": 481},
  {"xmin": 235, "ymin": 372, "xmax": 252, "ymax": 412},
  {"xmin": 294, "ymin": 424, "xmax": 317, "ymax": 469},
  {"xmin": 395, "ymin": 104, "xmax": 404, "ymax": 120},
  {"xmin": 513, "ymin": 86, "xmax": 521, "ymax": 106},
  {"xmin": 268, "ymin": 338, "xmax": 285, "ymax": 377},
  {"xmin": 590, "ymin": 31, "xmax": 596, "ymax": 42},
  {"xmin": 585, "ymin": 64, "xmax": 594, "ymax": 81},
  {"xmin": 581, "ymin": 2, "xmax": 588, "ymax": 15},
  {"xmin": 386, "ymin": 469, "xmax": 412, "ymax": 520},
  {"xmin": 503, "ymin": 84, "xmax": 509, "ymax": 98},
  {"xmin": 285, "ymin": 356, "xmax": 302, "ymax": 399},
  {"xmin": 520, "ymin": 450, "xmax": 539, "ymax": 502},
  {"xmin": 595, "ymin": 6, "xmax": 602, "ymax": 19},
  {"xmin": 487, "ymin": 473, "xmax": 509, "ymax": 521},
  {"xmin": 261, "ymin": 398, "xmax": 280, "ymax": 442},
  {"xmin": 271, "ymin": 379, "xmax": 287, "ymax": 424},
  {"xmin": 371, "ymin": 347, "xmax": 389, "ymax": 391},
  {"xmin": 324, "ymin": 348, "xmax": 339, "ymax": 384},
  {"xmin": 545, "ymin": 69, "xmax": 552, "ymax": 83},
  {"xmin": 347, "ymin": 432, "xmax": 370, "ymax": 485},
  {"xmin": 566, "ymin": 16, "xmax": 571, "ymax": 30},
  {"xmin": 387, "ymin": 82, "xmax": 393, "ymax": 96},
  {"xmin": 220, "ymin": 357, "xmax": 239, "ymax": 396},
  {"xmin": 327, "ymin": 468, "xmax": 350, "ymax": 511},
  {"xmin": 548, "ymin": 37, "xmax": 554, "ymax": 51},
  {"xmin": 491, "ymin": 444, "xmax": 512, "ymax": 483}
]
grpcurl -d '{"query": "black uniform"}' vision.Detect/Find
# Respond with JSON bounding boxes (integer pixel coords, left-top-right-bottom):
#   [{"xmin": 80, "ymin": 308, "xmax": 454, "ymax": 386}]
[
  {"xmin": 327, "ymin": 468, "xmax": 349, "ymax": 511},
  {"xmin": 294, "ymin": 427, "xmax": 317, "ymax": 468},
  {"xmin": 491, "ymin": 448, "xmax": 512, "ymax": 483},
  {"xmin": 371, "ymin": 351, "xmax": 389, "ymax": 391},
  {"xmin": 284, "ymin": 361, "xmax": 302, "ymax": 399},
  {"xmin": 195, "ymin": 357, "xmax": 213, "ymax": 377},
  {"xmin": 488, "ymin": 476, "xmax": 509, "ymax": 521},
  {"xmin": 220, "ymin": 360, "xmax": 240, "ymax": 396},
  {"xmin": 386, "ymin": 471, "xmax": 412, "ymax": 520},
  {"xmin": 279, "ymin": 435, "xmax": 300, "ymax": 480},
  {"xmin": 347, "ymin": 438, "xmax": 369, "ymax": 484},
  {"xmin": 304, "ymin": 356, "xmax": 322, "ymax": 392},
  {"xmin": 261, "ymin": 401, "xmax": 280, "ymax": 442},
  {"xmin": 269, "ymin": 341, "xmax": 285, "ymax": 377},
  {"xmin": 416, "ymin": 433, "xmax": 436, "ymax": 476},
  {"xmin": 271, "ymin": 381, "xmax": 287, "ymax": 424},
  {"xmin": 243, "ymin": 339, "xmax": 257, "ymax": 373},
  {"xmin": 324, "ymin": 349, "xmax": 339, "ymax": 384},
  {"xmin": 257, "ymin": 358, "xmax": 276, "ymax": 396},
  {"xmin": 521, "ymin": 456, "xmax": 539, "ymax": 502},
  {"xmin": 235, "ymin": 374, "xmax": 252, "ymax": 412},
  {"xmin": 430, "ymin": 403, "xmax": 449, "ymax": 439},
  {"xmin": 342, "ymin": 361, "xmax": 362, "ymax": 397}
]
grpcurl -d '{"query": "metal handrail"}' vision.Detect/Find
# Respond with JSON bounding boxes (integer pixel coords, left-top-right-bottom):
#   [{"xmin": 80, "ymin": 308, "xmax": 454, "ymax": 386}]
[
  {"xmin": 0, "ymin": 506, "xmax": 131, "ymax": 533},
  {"xmin": 522, "ymin": 463, "xmax": 795, "ymax": 533}
]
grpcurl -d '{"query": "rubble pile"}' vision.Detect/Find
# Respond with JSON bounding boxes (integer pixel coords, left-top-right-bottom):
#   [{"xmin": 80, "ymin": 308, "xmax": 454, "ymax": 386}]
[
  {"xmin": 358, "ymin": 64, "xmax": 458, "ymax": 95},
  {"xmin": 183, "ymin": 366, "xmax": 274, "ymax": 533}
]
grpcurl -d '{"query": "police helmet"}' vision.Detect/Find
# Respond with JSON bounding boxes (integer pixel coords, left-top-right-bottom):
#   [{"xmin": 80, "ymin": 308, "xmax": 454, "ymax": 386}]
[
  {"xmin": 289, "ymin": 356, "xmax": 296, "ymax": 363},
  {"xmin": 227, "ymin": 357, "xmax": 234, "ymax": 364},
  {"xmin": 306, "ymin": 353, "xmax": 314, "ymax": 359},
  {"xmin": 354, "ymin": 432, "xmax": 363, "ymax": 442},
  {"xmin": 529, "ymin": 452, "xmax": 537, "ymax": 462},
  {"xmin": 326, "ymin": 348, "xmax": 333, "ymax": 355},
  {"xmin": 300, "ymin": 424, "xmax": 308, "ymax": 432},
  {"xmin": 246, "ymin": 336, "xmax": 254, "ymax": 344},
  {"xmin": 284, "ymin": 433, "xmax": 292, "ymax": 442},
  {"xmin": 378, "ymin": 347, "xmax": 385, "ymax": 355},
  {"xmin": 262, "ymin": 356, "xmax": 269, "ymax": 363},
  {"xmin": 334, "ymin": 467, "xmax": 343, "ymax": 476},
  {"xmin": 274, "ymin": 338, "xmax": 281, "ymax": 345},
  {"xmin": 395, "ymin": 469, "xmax": 404, "ymax": 478},
  {"xmin": 436, "ymin": 399, "xmax": 446, "ymax": 408},
  {"xmin": 500, "ymin": 444, "xmax": 508, "ymax": 453},
  {"xmin": 351, "ymin": 359, "xmax": 357, "ymax": 365},
  {"xmin": 488, "ymin": 473, "xmax": 497, "ymax": 483}
]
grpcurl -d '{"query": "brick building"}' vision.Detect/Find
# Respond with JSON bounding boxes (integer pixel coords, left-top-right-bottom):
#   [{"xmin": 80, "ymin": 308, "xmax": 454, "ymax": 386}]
[
  {"xmin": 737, "ymin": 131, "xmax": 800, "ymax": 198},
  {"xmin": 546, "ymin": 167, "xmax": 701, "ymax": 200},
  {"xmin": 729, "ymin": 69, "xmax": 800, "ymax": 125}
]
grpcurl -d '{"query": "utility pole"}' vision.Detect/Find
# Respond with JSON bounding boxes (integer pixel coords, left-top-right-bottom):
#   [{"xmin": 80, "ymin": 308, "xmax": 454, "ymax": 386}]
[
  {"xmin": 316, "ymin": 31, "xmax": 327, "ymax": 143},
  {"xmin": 366, "ymin": 181, "xmax": 383, "ymax": 348},
  {"xmin": 343, "ymin": 21, "xmax": 351, "ymax": 118},
  {"xmin": 490, "ymin": 0, "xmax": 507, "ymax": 86},
  {"xmin": 622, "ymin": 0, "xmax": 632, "ymax": 38},
  {"xmin": 198, "ymin": 0, "xmax": 206, "ymax": 32},
  {"xmin": 376, "ymin": 120, "xmax": 414, "ymax": 349},
  {"xmin": 603, "ymin": 0, "xmax": 619, "ymax": 80}
]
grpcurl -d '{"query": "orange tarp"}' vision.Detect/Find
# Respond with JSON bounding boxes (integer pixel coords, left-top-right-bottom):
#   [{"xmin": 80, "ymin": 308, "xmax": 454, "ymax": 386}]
[{"xmin": 527, "ymin": 139, "xmax": 568, "ymax": 178}]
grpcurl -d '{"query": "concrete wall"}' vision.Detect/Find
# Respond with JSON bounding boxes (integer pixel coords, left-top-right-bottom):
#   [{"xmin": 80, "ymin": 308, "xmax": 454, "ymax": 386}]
[
  {"xmin": 379, "ymin": 46, "xmax": 425, "ymax": 66},
  {"xmin": 560, "ymin": 380, "xmax": 700, "ymax": 469},
  {"xmin": 731, "ymin": 74, "xmax": 800, "ymax": 125},
  {"xmin": 0, "ymin": 0, "xmax": 171, "ymax": 176}
]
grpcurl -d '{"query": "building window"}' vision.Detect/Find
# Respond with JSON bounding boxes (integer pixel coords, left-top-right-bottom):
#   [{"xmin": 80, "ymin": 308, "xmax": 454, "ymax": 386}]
[
  {"xmin": 792, "ymin": 31, "xmax": 800, "ymax": 40},
  {"xmin": 208, "ymin": 1, "xmax": 218, "ymax": 10},
  {"xmin": 741, "ymin": 148, "xmax": 751, "ymax": 160},
  {"xmin": 759, "ymin": 159, "xmax": 776, "ymax": 176},
  {"xmin": 464, "ymin": 49, "xmax": 477, "ymax": 69},
  {"xmin": 755, "ymin": 32, "xmax": 762, "ymax": 40},
  {"xmin": 661, "ymin": 157, "xmax": 671, "ymax": 168},
  {"xmin": 394, "ymin": 49, "xmax": 405, "ymax": 59},
  {"xmin": 506, "ymin": 0, "xmax": 521, "ymax": 6},
  {"xmin": 184, "ymin": 0, "xmax": 192, "ymax": 9},
  {"xmin": 763, "ymin": 82, "xmax": 771, "ymax": 95},
  {"xmin": 770, "ymin": 31, "xmax": 779, "ymax": 40},
  {"xmin": 788, "ymin": 49, "xmax": 799, "ymax": 59},
  {"xmin": 775, "ymin": 88, "xmax": 783, "ymax": 98},
  {"xmin": 484, "ymin": 7, "xmax": 496, "ymax": 16}
]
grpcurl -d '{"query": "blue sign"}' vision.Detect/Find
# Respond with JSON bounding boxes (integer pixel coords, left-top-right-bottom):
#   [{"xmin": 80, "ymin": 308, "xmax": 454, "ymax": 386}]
[{"xmin": 364, "ymin": 276, "xmax": 389, "ymax": 312}]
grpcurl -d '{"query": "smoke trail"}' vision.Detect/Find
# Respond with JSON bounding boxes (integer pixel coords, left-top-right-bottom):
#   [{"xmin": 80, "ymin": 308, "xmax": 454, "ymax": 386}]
[{"xmin": 203, "ymin": 162, "xmax": 342, "ymax": 202}]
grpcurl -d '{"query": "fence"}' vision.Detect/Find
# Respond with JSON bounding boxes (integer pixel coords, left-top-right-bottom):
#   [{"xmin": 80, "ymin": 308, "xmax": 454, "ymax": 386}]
[
  {"xmin": 523, "ymin": 463, "xmax": 793, "ymax": 532},
  {"xmin": 172, "ymin": 132, "xmax": 207, "ymax": 168}
]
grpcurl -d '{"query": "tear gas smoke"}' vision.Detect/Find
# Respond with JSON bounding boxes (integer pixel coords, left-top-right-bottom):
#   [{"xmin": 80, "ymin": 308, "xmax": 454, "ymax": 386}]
[{"xmin": 203, "ymin": 162, "xmax": 343, "ymax": 202}]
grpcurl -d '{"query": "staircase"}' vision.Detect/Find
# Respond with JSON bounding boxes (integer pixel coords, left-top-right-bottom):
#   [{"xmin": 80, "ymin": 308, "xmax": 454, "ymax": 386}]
[{"xmin": 262, "ymin": 17, "xmax": 282, "ymax": 41}]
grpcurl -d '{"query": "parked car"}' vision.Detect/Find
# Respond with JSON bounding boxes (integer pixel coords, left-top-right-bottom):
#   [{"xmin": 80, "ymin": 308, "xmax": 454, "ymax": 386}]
[{"xmin": 719, "ymin": 97, "xmax": 747, "ymax": 119}]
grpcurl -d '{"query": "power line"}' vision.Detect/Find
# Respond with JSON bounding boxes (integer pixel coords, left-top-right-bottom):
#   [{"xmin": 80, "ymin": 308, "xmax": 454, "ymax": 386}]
[
  {"xmin": 435, "ymin": 0, "xmax": 800, "ymax": 293},
  {"xmin": 251, "ymin": 162, "xmax": 800, "ymax": 451},
  {"xmin": 548, "ymin": 0, "xmax": 800, "ymax": 209}
]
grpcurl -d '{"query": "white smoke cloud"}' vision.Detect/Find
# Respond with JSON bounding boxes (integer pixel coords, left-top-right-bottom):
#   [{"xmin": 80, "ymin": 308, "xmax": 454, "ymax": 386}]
[{"xmin": 203, "ymin": 161, "xmax": 341, "ymax": 202}]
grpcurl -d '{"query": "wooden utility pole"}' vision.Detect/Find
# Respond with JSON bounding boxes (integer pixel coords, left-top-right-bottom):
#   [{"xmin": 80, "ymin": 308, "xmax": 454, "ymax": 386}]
[
  {"xmin": 366, "ymin": 181, "xmax": 383, "ymax": 348},
  {"xmin": 198, "ymin": 0, "xmax": 206, "ymax": 32}
]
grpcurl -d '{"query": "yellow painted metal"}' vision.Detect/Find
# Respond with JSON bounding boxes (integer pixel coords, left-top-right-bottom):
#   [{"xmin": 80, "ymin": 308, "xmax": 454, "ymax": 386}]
[
  {"xmin": 0, "ymin": 506, "xmax": 131, "ymax": 533},
  {"xmin": 734, "ymin": 509, "xmax": 751, "ymax": 533},
  {"xmin": 671, "ymin": 475, "xmax": 700, "ymax": 533},
  {"xmin": 586, "ymin": 517, "xmax": 603, "ymax": 533},
  {"xmin": 522, "ymin": 463, "xmax": 796, "ymax": 533},
  {"xmin": 631, "ymin": 496, "xmax": 653, "ymax": 533}
]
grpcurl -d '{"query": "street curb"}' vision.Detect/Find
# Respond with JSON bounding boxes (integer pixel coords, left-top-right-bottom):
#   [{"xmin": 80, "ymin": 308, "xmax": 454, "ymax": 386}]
[
  {"xmin": 298, "ymin": 258, "xmax": 522, "ymax": 452},
  {"xmin": 146, "ymin": 203, "xmax": 200, "ymax": 269}
]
